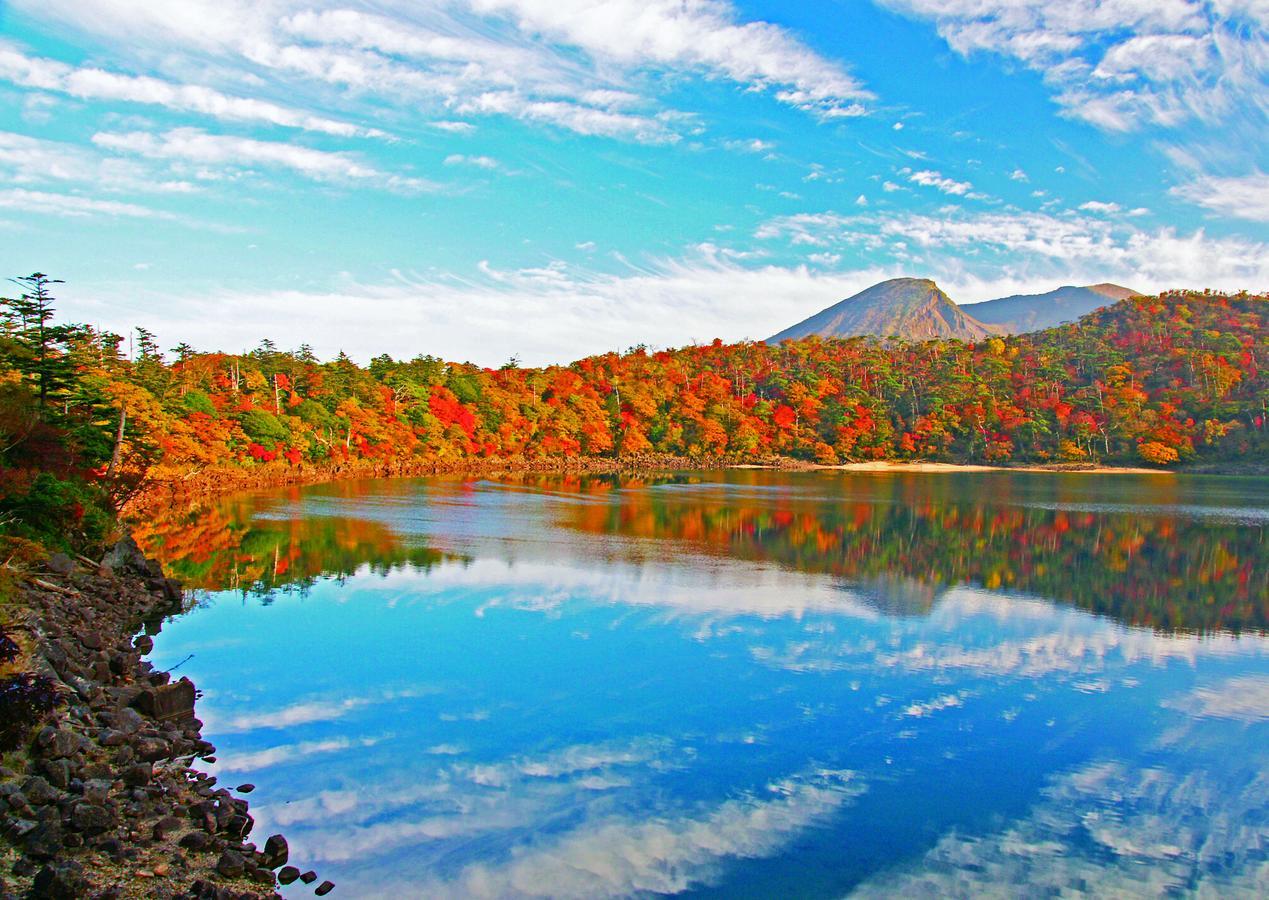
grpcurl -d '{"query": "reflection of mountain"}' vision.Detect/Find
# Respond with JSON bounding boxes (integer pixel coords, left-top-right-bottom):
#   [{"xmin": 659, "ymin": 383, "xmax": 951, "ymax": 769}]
[
  {"xmin": 136, "ymin": 492, "xmax": 467, "ymax": 598},
  {"xmin": 845, "ymin": 576, "xmax": 947, "ymax": 618}
]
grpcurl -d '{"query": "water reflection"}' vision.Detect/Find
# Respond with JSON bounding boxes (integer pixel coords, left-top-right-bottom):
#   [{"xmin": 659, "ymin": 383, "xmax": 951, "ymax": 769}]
[
  {"xmin": 141, "ymin": 471, "xmax": 1268, "ymax": 633},
  {"xmin": 135, "ymin": 472, "xmax": 1269, "ymax": 898}
]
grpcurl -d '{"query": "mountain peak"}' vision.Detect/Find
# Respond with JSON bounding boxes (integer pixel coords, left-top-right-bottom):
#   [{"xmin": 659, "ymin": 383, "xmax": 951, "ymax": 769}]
[{"xmin": 769, "ymin": 277, "xmax": 991, "ymax": 343}]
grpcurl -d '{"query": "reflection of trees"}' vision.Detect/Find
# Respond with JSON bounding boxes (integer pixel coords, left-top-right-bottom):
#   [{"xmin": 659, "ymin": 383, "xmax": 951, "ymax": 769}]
[
  {"xmin": 135, "ymin": 488, "xmax": 464, "ymax": 601},
  {"xmin": 544, "ymin": 474, "xmax": 1266, "ymax": 635},
  {"xmin": 135, "ymin": 473, "xmax": 1266, "ymax": 633}
]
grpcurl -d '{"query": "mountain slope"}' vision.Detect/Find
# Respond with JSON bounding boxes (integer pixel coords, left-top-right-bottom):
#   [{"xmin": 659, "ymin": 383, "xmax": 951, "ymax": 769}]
[
  {"xmin": 964, "ymin": 283, "xmax": 1139, "ymax": 333},
  {"xmin": 769, "ymin": 277, "xmax": 993, "ymax": 342}
]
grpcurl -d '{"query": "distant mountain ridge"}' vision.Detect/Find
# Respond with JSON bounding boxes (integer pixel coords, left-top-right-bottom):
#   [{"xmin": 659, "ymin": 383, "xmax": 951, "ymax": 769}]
[
  {"xmin": 963, "ymin": 283, "xmax": 1138, "ymax": 334},
  {"xmin": 769, "ymin": 278, "xmax": 1139, "ymax": 342}
]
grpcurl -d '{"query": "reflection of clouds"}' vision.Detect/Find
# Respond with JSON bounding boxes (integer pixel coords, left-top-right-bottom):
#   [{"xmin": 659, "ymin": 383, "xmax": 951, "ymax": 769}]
[
  {"xmin": 260, "ymin": 737, "xmax": 679, "ymax": 832},
  {"xmin": 742, "ymin": 588, "xmax": 1269, "ymax": 681},
  {"xmin": 358, "ymin": 556, "xmax": 883, "ymax": 621},
  {"xmin": 850, "ymin": 752, "xmax": 1269, "ymax": 897},
  {"xmin": 405, "ymin": 769, "xmax": 865, "ymax": 899},
  {"xmin": 1172, "ymin": 675, "xmax": 1269, "ymax": 723},
  {"xmin": 205, "ymin": 685, "xmax": 438, "ymax": 733},
  {"xmin": 216, "ymin": 735, "xmax": 385, "ymax": 772},
  {"xmin": 903, "ymin": 693, "xmax": 964, "ymax": 718}
]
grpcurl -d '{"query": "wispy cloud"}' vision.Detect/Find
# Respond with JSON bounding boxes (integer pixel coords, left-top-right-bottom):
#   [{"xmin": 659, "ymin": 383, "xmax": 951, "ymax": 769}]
[
  {"xmin": 1172, "ymin": 172, "xmax": 1269, "ymax": 222},
  {"xmin": 0, "ymin": 43, "xmax": 381, "ymax": 138},
  {"xmin": 0, "ymin": 187, "xmax": 176, "ymax": 219},
  {"xmin": 8, "ymin": 0, "xmax": 871, "ymax": 143},
  {"xmin": 92, "ymin": 128, "xmax": 441, "ymax": 193}
]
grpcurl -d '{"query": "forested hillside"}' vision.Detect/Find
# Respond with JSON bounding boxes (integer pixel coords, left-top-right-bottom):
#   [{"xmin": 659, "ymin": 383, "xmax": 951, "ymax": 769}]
[{"xmin": 1, "ymin": 274, "xmax": 1265, "ymax": 545}]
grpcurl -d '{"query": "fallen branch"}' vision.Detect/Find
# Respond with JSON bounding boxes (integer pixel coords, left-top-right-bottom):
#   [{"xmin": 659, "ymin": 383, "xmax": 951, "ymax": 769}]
[{"xmin": 29, "ymin": 577, "xmax": 80, "ymax": 597}]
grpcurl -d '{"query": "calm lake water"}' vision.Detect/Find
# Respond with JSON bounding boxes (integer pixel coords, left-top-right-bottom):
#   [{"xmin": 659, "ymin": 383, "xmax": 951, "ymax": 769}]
[{"xmin": 137, "ymin": 470, "xmax": 1269, "ymax": 898}]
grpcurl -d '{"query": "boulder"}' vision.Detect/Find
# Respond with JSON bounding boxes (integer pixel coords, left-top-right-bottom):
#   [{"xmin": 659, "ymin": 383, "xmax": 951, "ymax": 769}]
[
  {"xmin": 315, "ymin": 879, "xmax": 336, "ymax": 896},
  {"xmin": 261, "ymin": 833, "xmax": 288, "ymax": 869},
  {"xmin": 215, "ymin": 849, "xmax": 245, "ymax": 878},
  {"xmin": 45, "ymin": 553, "xmax": 75, "ymax": 576},
  {"xmin": 131, "ymin": 678, "xmax": 196, "ymax": 723},
  {"xmin": 277, "ymin": 866, "xmax": 301, "ymax": 885},
  {"xmin": 69, "ymin": 801, "xmax": 114, "ymax": 834},
  {"xmin": 30, "ymin": 860, "xmax": 88, "ymax": 899}
]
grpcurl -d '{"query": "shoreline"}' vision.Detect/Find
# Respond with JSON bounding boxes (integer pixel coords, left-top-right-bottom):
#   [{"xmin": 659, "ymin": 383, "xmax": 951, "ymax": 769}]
[
  {"xmin": 811, "ymin": 460, "xmax": 1173, "ymax": 475},
  {"xmin": 0, "ymin": 539, "xmax": 324, "ymax": 898},
  {"xmin": 122, "ymin": 452, "xmax": 1208, "ymax": 520}
]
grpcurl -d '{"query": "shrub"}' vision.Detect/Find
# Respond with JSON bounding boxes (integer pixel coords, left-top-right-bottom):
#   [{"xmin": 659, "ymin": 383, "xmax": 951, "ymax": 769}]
[
  {"xmin": 238, "ymin": 409, "xmax": 290, "ymax": 449},
  {"xmin": 0, "ymin": 624, "xmax": 61, "ymax": 752},
  {"xmin": 0, "ymin": 471, "xmax": 112, "ymax": 552},
  {"xmin": 0, "ymin": 672, "xmax": 61, "ymax": 751},
  {"xmin": 182, "ymin": 390, "xmax": 216, "ymax": 416}
]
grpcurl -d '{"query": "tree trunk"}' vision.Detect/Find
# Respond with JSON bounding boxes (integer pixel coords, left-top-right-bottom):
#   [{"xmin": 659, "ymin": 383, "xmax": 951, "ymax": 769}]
[{"xmin": 106, "ymin": 405, "xmax": 127, "ymax": 479}]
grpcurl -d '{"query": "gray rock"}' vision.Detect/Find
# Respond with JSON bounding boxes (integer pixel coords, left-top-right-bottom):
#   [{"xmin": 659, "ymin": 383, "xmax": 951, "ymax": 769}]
[
  {"xmin": 101, "ymin": 535, "xmax": 152, "ymax": 577},
  {"xmin": 40, "ymin": 760, "xmax": 71, "ymax": 790},
  {"xmin": 122, "ymin": 763, "xmax": 151, "ymax": 787},
  {"xmin": 215, "ymin": 849, "xmax": 245, "ymax": 878},
  {"xmin": 261, "ymin": 833, "xmax": 288, "ymax": 868},
  {"xmin": 46, "ymin": 553, "xmax": 75, "ymax": 576},
  {"xmin": 21, "ymin": 776, "xmax": 60, "ymax": 807},
  {"xmin": 277, "ymin": 866, "xmax": 301, "ymax": 885},
  {"xmin": 178, "ymin": 830, "xmax": 210, "ymax": 851},
  {"xmin": 30, "ymin": 859, "xmax": 87, "ymax": 898},
  {"xmin": 300, "ymin": 870, "xmax": 318, "ymax": 884},
  {"xmin": 22, "ymin": 821, "xmax": 63, "ymax": 858},
  {"xmin": 69, "ymin": 801, "xmax": 114, "ymax": 834},
  {"xmin": 45, "ymin": 729, "xmax": 83, "ymax": 760},
  {"xmin": 153, "ymin": 815, "xmax": 184, "ymax": 841},
  {"xmin": 315, "ymin": 879, "xmax": 335, "ymax": 896},
  {"xmin": 131, "ymin": 678, "xmax": 196, "ymax": 723},
  {"xmin": 82, "ymin": 779, "xmax": 111, "ymax": 804}
]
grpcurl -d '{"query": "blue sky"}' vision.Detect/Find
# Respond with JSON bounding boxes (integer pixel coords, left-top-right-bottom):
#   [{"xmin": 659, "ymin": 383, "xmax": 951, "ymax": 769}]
[{"xmin": 1, "ymin": 0, "xmax": 1266, "ymax": 364}]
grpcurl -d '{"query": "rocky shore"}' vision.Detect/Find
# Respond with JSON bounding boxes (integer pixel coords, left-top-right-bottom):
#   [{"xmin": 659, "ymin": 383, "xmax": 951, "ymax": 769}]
[{"xmin": 0, "ymin": 538, "xmax": 329, "ymax": 899}]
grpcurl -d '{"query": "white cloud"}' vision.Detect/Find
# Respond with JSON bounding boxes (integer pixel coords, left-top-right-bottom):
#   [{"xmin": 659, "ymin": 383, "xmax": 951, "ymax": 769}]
[
  {"xmin": 0, "ymin": 43, "xmax": 379, "ymax": 138},
  {"xmin": 470, "ymin": 0, "xmax": 872, "ymax": 120},
  {"xmin": 7, "ymin": 0, "xmax": 872, "ymax": 145},
  {"xmin": 444, "ymin": 153, "xmax": 499, "ymax": 169},
  {"xmin": 0, "ymin": 129, "xmax": 198, "ymax": 194},
  {"xmin": 755, "ymin": 208, "xmax": 1269, "ymax": 296},
  {"xmin": 1078, "ymin": 200, "xmax": 1122, "ymax": 214},
  {"xmin": 1010, "ymin": 168, "xmax": 1029, "ymax": 181},
  {"xmin": 879, "ymin": 0, "xmax": 1268, "ymax": 132},
  {"xmin": 60, "ymin": 251, "xmax": 911, "ymax": 366},
  {"xmin": 1172, "ymin": 172, "xmax": 1269, "ymax": 222},
  {"xmin": 0, "ymin": 187, "xmax": 175, "ymax": 219},
  {"xmin": 92, "ymin": 127, "xmax": 440, "ymax": 192},
  {"xmin": 724, "ymin": 138, "xmax": 776, "ymax": 153},
  {"xmin": 908, "ymin": 168, "xmax": 975, "ymax": 196}
]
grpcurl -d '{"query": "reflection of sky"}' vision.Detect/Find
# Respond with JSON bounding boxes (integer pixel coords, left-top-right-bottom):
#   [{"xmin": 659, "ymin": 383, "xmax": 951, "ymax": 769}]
[{"xmin": 148, "ymin": 475, "xmax": 1269, "ymax": 898}]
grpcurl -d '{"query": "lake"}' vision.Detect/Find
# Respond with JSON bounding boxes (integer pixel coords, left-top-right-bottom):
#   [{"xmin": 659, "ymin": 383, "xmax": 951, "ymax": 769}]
[{"xmin": 136, "ymin": 470, "xmax": 1269, "ymax": 898}]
